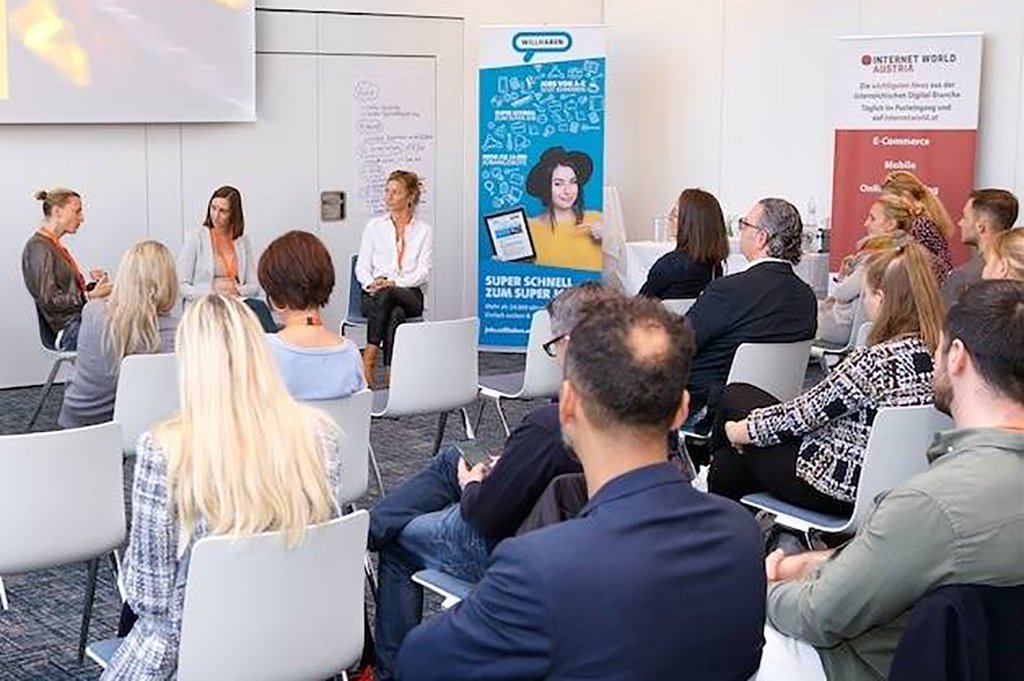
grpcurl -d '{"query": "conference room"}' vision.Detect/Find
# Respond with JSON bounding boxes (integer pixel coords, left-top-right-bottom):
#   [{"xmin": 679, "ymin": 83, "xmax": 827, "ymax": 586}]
[{"xmin": 2, "ymin": 1, "xmax": 1023, "ymax": 679}]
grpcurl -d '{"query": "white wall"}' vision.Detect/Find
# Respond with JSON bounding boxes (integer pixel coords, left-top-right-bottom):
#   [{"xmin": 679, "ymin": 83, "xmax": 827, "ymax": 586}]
[{"xmin": 605, "ymin": 0, "xmax": 1024, "ymax": 239}]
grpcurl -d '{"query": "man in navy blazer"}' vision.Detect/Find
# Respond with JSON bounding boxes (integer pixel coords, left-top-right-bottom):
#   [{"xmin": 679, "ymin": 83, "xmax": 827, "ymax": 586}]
[
  {"xmin": 685, "ymin": 198, "xmax": 817, "ymax": 418},
  {"xmin": 396, "ymin": 295, "xmax": 766, "ymax": 680}
]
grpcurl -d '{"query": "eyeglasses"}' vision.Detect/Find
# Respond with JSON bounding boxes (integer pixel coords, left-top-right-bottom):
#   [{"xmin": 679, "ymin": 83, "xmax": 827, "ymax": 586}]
[
  {"xmin": 737, "ymin": 218, "xmax": 763, "ymax": 232},
  {"xmin": 542, "ymin": 333, "xmax": 569, "ymax": 358}
]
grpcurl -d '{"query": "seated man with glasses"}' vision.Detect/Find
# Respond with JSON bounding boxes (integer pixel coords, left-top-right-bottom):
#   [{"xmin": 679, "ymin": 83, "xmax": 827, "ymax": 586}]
[
  {"xmin": 683, "ymin": 198, "xmax": 817, "ymax": 429},
  {"xmin": 369, "ymin": 282, "xmax": 614, "ymax": 681}
]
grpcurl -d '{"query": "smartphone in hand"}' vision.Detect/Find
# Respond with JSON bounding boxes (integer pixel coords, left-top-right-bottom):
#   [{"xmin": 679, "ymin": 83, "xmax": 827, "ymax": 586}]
[{"xmin": 451, "ymin": 439, "xmax": 490, "ymax": 468}]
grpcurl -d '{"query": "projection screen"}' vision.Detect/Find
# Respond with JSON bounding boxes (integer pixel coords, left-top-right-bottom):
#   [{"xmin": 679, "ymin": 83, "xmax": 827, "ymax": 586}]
[{"xmin": 0, "ymin": 0, "xmax": 254, "ymax": 123}]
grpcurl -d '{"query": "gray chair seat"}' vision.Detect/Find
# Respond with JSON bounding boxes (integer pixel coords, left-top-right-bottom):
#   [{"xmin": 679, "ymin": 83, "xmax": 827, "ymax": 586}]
[
  {"xmin": 741, "ymin": 492, "xmax": 849, "ymax": 533},
  {"xmin": 478, "ymin": 372, "xmax": 527, "ymax": 397}
]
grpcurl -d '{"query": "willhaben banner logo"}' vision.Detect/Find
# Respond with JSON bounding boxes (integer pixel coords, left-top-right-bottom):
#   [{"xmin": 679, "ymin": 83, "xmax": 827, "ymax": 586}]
[
  {"xmin": 512, "ymin": 31, "xmax": 572, "ymax": 63},
  {"xmin": 860, "ymin": 52, "xmax": 958, "ymax": 74}
]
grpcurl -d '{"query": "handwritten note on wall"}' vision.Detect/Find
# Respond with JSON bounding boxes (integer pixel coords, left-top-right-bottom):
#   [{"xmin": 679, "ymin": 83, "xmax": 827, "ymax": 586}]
[{"xmin": 352, "ymin": 72, "xmax": 436, "ymax": 216}]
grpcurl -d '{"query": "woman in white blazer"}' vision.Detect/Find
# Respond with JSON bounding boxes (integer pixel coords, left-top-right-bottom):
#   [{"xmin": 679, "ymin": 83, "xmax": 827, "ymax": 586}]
[
  {"xmin": 178, "ymin": 185, "xmax": 276, "ymax": 331},
  {"xmin": 356, "ymin": 170, "xmax": 433, "ymax": 386}
]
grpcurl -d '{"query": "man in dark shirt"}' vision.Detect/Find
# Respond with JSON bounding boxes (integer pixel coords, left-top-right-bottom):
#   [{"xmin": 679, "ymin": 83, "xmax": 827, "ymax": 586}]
[
  {"xmin": 368, "ymin": 283, "xmax": 613, "ymax": 680},
  {"xmin": 685, "ymin": 198, "xmax": 817, "ymax": 423},
  {"xmin": 940, "ymin": 188, "xmax": 1018, "ymax": 308},
  {"xmin": 397, "ymin": 295, "xmax": 766, "ymax": 680}
]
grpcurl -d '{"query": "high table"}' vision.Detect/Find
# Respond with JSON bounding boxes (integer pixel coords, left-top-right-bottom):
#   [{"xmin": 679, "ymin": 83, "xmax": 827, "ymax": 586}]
[{"xmin": 623, "ymin": 239, "xmax": 830, "ymax": 299}]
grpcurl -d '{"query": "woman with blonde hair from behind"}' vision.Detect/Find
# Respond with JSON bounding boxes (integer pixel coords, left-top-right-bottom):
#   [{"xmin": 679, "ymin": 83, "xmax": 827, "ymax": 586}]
[
  {"xmin": 982, "ymin": 228, "xmax": 1024, "ymax": 282},
  {"xmin": 59, "ymin": 240, "xmax": 179, "ymax": 428},
  {"xmin": 103, "ymin": 294, "xmax": 342, "ymax": 680},
  {"xmin": 881, "ymin": 170, "xmax": 955, "ymax": 283},
  {"xmin": 713, "ymin": 241, "xmax": 943, "ymax": 515}
]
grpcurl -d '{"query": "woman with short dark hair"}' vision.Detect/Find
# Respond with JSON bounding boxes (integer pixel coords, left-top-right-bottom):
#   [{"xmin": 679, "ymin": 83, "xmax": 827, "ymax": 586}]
[
  {"xmin": 259, "ymin": 230, "xmax": 365, "ymax": 399},
  {"xmin": 639, "ymin": 188, "xmax": 729, "ymax": 300}
]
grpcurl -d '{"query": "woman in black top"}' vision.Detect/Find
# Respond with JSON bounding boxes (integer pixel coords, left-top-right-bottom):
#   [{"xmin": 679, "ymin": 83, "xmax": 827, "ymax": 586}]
[{"xmin": 639, "ymin": 188, "xmax": 730, "ymax": 299}]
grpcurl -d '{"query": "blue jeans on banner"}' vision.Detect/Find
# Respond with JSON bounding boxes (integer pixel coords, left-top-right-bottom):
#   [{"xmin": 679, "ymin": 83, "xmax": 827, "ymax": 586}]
[{"xmin": 371, "ymin": 446, "xmax": 490, "ymax": 680}]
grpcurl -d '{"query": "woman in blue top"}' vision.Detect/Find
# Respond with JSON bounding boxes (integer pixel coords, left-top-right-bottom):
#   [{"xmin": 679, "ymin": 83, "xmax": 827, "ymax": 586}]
[
  {"xmin": 259, "ymin": 230, "xmax": 366, "ymax": 399},
  {"xmin": 638, "ymin": 188, "xmax": 730, "ymax": 300}
]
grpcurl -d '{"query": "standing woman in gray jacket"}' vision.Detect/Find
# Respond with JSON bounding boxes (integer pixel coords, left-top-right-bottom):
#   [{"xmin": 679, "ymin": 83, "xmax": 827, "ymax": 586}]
[{"xmin": 177, "ymin": 185, "xmax": 276, "ymax": 330}]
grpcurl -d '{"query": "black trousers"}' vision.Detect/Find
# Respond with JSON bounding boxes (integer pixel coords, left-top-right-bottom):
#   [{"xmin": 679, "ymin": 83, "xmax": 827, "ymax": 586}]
[
  {"xmin": 360, "ymin": 287, "xmax": 423, "ymax": 366},
  {"xmin": 708, "ymin": 383, "xmax": 854, "ymax": 517}
]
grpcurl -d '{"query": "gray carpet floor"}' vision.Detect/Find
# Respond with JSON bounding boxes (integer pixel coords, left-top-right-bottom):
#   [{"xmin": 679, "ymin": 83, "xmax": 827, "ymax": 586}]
[{"xmin": 0, "ymin": 353, "xmax": 824, "ymax": 679}]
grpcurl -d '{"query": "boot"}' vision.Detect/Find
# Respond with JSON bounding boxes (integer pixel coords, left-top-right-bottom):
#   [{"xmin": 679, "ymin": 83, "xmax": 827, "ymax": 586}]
[{"xmin": 363, "ymin": 345, "xmax": 379, "ymax": 388}]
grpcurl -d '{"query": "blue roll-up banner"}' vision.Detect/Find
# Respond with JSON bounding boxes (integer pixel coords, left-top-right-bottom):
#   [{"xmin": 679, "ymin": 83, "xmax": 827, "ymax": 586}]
[{"xmin": 478, "ymin": 26, "xmax": 606, "ymax": 348}]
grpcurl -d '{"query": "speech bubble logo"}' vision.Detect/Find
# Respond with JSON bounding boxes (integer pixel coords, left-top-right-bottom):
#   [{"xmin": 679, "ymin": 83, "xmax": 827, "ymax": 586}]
[{"xmin": 512, "ymin": 31, "xmax": 572, "ymax": 63}]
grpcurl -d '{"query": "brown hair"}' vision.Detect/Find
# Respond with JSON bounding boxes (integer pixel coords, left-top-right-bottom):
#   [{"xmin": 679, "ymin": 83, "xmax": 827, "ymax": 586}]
[
  {"xmin": 35, "ymin": 187, "xmax": 80, "ymax": 218},
  {"xmin": 387, "ymin": 170, "xmax": 421, "ymax": 208},
  {"xmin": 674, "ymin": 188, "xmax": 729, "ymax": 272},
  {"xmin": 969, "ymin": 188, "xmax": 1019, "ymax": 232},
  {"xmin": 984, "ymin": 229, "xmax": 1024, "ymax": 282},
  {"xmin": 863, "ymin": 241, "xmax": 944, "ymax": 351},
  {"xmin": 203, "ymin": 185, "xmax": 245, "ymax": 239},
  {"xmin": 881, "ymin": 171, "xmax": 955, "ymax": 238},
  {"xmin": 258, "ymin": 230, "xmax": 335, "ymax": 310},
  {"xmin": 872, "ymin": 194, "xmax": 915, "ymax": 232}
]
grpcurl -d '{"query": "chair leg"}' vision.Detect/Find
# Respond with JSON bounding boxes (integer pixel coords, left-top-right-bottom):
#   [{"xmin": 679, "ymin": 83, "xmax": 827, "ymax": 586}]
[
  {"xmin": 461, "ymin": 408, "xmax": 476, "ymax": 440},
  {"xmin": 78, "ymin": 557, "xmax": 99, "ymax": 663},
  {"xmin": 432, "ymin": 411, "xmax": 449, "ymax": 456},
  {"xmin": 25, "ymin": 358, "xmax": 63, "ymax": 430},
  {"xmin": 473, "ymin": 400, "xmax": 487, "ymax": 433},
  {"xmin": 0, "ymin": 576, "xmax": 8, "ymax": 610},
  {"xmin": 367, "ymin": 444, "xmax": 386, "ymax": 496},
  {"xmin": 364, "ymin": 553, "xmax": 378, "ymax": 603},
  {"xmin": 110, "ymin": 551, "xmax": 125, "ymax": 602},
  {"xmin": 494, "ymin": 399, "xmax": 510, "ymax": 437}
]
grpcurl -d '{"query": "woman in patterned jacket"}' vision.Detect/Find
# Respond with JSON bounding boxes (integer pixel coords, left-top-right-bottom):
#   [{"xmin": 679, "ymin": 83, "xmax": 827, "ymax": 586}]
[
  {"xmin": 103, "ymin": 294, "xmax": 343, "ymax": 680},
  {"xmin": 709, "ymin": 241, "xmax": 944, "ymax": 516}
]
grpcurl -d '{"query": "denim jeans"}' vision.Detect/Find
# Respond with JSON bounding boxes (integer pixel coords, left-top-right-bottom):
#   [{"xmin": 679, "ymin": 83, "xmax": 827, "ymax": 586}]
[{"xmin": 371, "ymin": 446, "xmax": 490, "ymax": 680}]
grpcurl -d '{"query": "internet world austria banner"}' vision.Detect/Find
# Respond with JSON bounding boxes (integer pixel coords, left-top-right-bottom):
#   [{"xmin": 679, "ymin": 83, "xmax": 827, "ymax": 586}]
[
  {"xmin": 477, "ymin": 26, "xmax": 605, "ymax": 349},
  {"xmin": 830, "ymin": 33, "xmax": 982, "ymax": 268}
]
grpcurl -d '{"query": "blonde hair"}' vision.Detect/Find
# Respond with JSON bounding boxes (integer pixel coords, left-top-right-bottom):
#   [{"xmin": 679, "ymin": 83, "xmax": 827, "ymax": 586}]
[
  {"xmin": 881, "ymin": 171, "xmax": 956, "ymax": 238},
  {"xmin": 104, "ymin": 241, "xmax": 179, "ymax": 364},
  {"xmin": 985, "ymin": 229, "xmax": 1024, "ymax": 281},
  {"xmin": 35, "ymin": 187, "xmax": 80, "ymax": 217},
  {"xmin": 872, "ymin": 194, "xmax": 915, "ymax": 232},
  {"xmin": 154, "ymin": 295, "xmax": 336, "ymax": 548},
  {"xmin": 863, "ymin": 241, "xmax": 945, "ymax": 352}
]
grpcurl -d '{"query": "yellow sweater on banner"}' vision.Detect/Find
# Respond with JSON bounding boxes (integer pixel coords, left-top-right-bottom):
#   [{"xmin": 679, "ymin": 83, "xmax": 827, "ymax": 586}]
[{"xmin": 528, "ymin": 210, "xmax": 603, "ymax": 272}]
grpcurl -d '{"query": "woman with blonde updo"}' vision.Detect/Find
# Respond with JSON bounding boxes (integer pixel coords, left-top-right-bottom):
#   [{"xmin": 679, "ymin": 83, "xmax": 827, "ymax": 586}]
[
  {"xmin": 982, "ymin": 228, "xmax": 1024, "ymax": 282},
  {"xmin": 881, "ymin": 170, "xmax": 955, "ymax": 283}
]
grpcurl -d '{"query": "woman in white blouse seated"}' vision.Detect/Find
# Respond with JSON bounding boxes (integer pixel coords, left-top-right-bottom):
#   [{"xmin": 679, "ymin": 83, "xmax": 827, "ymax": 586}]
[
  {"xmin": 103, "ymin": 294, "xmax": 342, "ymax": 680},
  {"xmin": 259, "ymin": 230, "xmax": 366, "ymax": 399},
  {"xmin": 709, "ymin": 242, "xmax": 944, "ymax": 516},
  {"xmin": 177, "ymin": 185, "xmax": 276, "ymax": 331},
  {"xmin": 356, "ymin": 170, "xmax": 433, "ymax": 386}
]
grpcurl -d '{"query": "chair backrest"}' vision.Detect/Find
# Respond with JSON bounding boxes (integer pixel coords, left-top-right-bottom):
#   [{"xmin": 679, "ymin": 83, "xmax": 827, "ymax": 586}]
[
  {"xmin": 851, "ymin": 405, "xmax": 952, "ymax": 530},
  {"xmin": 305, "ymin": 389, "xmax": 372, "ymax": 506},
  {"xmin": 0, "ymin": 422, "xmax": 125, "ymax": 573},
  {"xmin": 855, "ymin": 321, "xmax": 874, "ymax": 348},
  {"xmin": 113, "ymin": 353, "xmax": 179, "ymax": 456},
  {"xmin": 661, "ymin": 298, "xmax": 696, "ymax": 316},
  {"xmin": 346, "ymin": 254, "xmax": 363, "ymax": 322},
  {"xmin": 520, "ymin": 308, "xmax": 562, "ymax": 399},
  {"xmin": 385, "ymin": 317, "xmax": 479, "ymax": 415},
  {"xmin": 726, "ymin": 340, "xmax": 813, "ymax": 402},
  {"xmin": 177, "ymin": 511, "xmax": 369, "ymax": 681},
  {"xmin": 33, "ymin": 303, "xmax": 59, "ymax": 350}
]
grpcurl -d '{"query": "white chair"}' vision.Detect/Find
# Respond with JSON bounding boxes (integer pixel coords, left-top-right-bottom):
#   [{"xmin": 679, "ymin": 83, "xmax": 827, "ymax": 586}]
[
  {"xmin": 25, "ymin": 303, "xmax": 77, "ymax": 430},
  {"xmin": 681, "ymin": 340, "xmax": 813, "ymax": 456},
  {"xmin": 0, "ymin": 422, "xmax": 125, "ymax": 661},
  {"xmin": 413, "ymin": 568, "xmax": 473, "ymax": 610},
  {"xmin": 855, "ymin": 321, "xmax": 874, "ymax": 348},
  {"xmin": 88, "ymin": 511, "xmax": 370, "ymax": 680},
  {"xmin": 476, "ymin": 309, "xmax": 561, "ymax": 436},
  {"xmin": 372, "ymin": 318, "xmax": 480, "ymax": 456},
  {"xmin": 742, "ymin": 405, "xmax": 952, "ymax": 537},
  {"xmin": 113, "ymin": 353, "xmax": 179, "ymax": 457},
  {"xmin": 306, "ymin": 389, "xmax": 379, "ymax": 501},
  {"xmin": 811, "ymin": 300, "xmax": 867, "ymax": 373},
  {"xmin": 661, "ymin": 298, "xmax": 696, "ymax": 316}
]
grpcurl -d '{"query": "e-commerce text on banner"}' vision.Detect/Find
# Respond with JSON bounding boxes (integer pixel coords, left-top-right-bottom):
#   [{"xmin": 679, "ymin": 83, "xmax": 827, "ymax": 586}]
[
  {"xmin": 478, "ymin": 26, "xmax": 605, "ymax": 349},
  {"xmin": 830, "ymin": 33, "xmax": 982, "ymax": 269}
]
